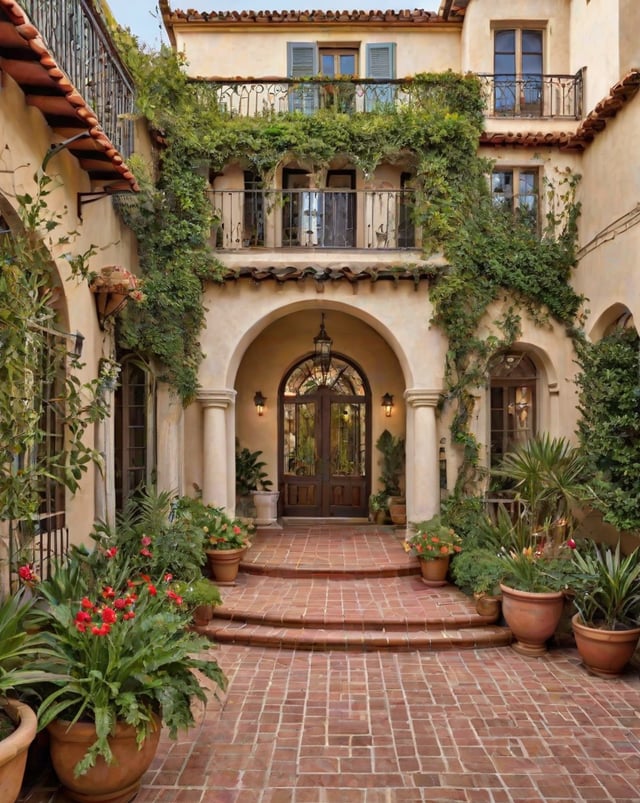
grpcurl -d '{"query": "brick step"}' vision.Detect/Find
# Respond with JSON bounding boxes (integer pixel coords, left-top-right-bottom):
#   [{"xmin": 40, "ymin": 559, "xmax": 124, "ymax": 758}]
[{"xmin": 199, "ymin": 620, "xmax": 512, "ymax": 652}]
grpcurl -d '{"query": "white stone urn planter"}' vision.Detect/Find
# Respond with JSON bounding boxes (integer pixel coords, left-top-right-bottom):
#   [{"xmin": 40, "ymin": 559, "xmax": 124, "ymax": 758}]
[{"xmin": 251, "ymin": 490, "xmax": 280, "ymax": 526}]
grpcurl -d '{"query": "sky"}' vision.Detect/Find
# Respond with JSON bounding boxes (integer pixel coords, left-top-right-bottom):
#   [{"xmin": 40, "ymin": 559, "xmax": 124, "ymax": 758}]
[{"xmin": 106, "ymin": 0, "xmax": 441, "ymax": 48}]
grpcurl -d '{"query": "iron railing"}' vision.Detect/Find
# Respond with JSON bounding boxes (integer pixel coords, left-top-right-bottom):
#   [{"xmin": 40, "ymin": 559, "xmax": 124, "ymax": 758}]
[
  {"xmin": 207, "ymin": 188, "xmax": 417, "ymax": 250},
  {"xmin": 20, "ymin": 0, "xmax": 136, "ymax": 156},
  {"xmin": 8, "ymin": 516, "xmax": 70, "ymax": 594},
  {"xmin": 191, "ymin": 72, "xmax": 583, "ymax": 120},
  {"xmin": 478, "ymin": 71, "xmax": 583, "ymax": 118}
]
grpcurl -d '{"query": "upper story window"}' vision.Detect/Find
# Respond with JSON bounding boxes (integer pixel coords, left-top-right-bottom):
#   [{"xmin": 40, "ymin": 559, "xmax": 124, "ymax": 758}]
[
  {"xmin": 491, "ymin": 168, "xmax": 539, "ymax": 231},
  {"xmin": 287, "ymin": 42, "xmax": 395, "ymax": 113},
  {"xmin": 494, "ymin": 28, "xmax": 543, "ymax": 115}
]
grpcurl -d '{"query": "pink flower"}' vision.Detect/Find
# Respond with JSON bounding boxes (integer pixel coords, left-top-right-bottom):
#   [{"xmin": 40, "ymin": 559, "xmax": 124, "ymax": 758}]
[
  {"xmin": 141, "ymin": 535, "xmax": 152, "ymax": 546},
  {"xmin": 567, "ymin": 538, "xmax": 577, "ymax": 549},
  {"xmin": 140, "ymin": 548, "xmax": 152, "ymax": 558}
]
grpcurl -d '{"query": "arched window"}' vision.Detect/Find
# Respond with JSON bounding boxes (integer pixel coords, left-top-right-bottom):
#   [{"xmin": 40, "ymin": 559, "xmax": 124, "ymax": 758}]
[{"xmin": 489, "ymin": 352, "xmax": 537, "ymax": 466}]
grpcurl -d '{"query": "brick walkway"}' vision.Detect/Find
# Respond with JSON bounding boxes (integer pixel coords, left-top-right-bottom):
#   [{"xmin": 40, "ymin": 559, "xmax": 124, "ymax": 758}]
[{"xmin": 24, "ymin": 523, "xmax": 640, "ymax": 802}]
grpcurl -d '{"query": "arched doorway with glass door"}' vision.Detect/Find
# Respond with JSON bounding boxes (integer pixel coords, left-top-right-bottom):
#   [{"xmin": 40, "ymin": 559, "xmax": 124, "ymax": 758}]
[{"xmin": 279, "ymin": 348, "xmax": 371, "ymax": 518}]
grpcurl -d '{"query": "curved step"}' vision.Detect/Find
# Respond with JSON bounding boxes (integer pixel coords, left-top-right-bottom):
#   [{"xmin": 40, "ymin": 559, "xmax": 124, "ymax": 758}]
[{"xmin": 200, "ymin": 620, "xmax": 512, "ymax": 652}]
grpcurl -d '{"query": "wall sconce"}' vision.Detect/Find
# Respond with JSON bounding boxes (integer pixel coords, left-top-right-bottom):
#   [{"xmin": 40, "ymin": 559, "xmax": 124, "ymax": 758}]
[
  {"xmin": 254, "ymin": 391, "xmax": 266, "ymax": 416},
  {"xmin": 381, "ymin": 393, "xmax": 394, "ymax": 417},
  {"xmin": 71, "ymin": 331, "xmax": 85, "ymax": 358}
]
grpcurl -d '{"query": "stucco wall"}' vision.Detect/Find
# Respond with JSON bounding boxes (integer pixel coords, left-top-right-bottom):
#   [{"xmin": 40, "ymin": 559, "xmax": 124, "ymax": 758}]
[{"xmin": 174, "ymin": 27, "xmax": 461, "ymax": 79}]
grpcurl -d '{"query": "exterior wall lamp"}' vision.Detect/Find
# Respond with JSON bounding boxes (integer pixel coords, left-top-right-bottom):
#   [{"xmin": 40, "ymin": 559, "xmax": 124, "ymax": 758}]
[
  {"xmin": 254, "ymin": 391, "xmax": 266, "ymax": 416},
  {"xmin": 381, "ymin": 392, "xmax": 394, "ymax": 417}
]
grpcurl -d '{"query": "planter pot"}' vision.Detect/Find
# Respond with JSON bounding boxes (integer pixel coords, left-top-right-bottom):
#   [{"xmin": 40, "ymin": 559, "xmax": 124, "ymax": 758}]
[
  {"xmin": 192, "ymin": 603, "xmax": 214, "ymax": 627},
  {"xmin": 206, "ymin": 546, "xmax": 248, "ymax": 585},
  {"xmin": 0, "ymin": 700, "xmax": 37, "ymax": 803},
  {"xmin": 251, "ymin": 490, "xmax": 280, "ymax": 526},
  {"xmin": 419, "ymin": 556, "xmax": 450, "ymax": 587},
  {"xmin": 572, "ymin": 613, "xmax": 640, "ymax": 678},
  {"xmin": 474, "ymin": 592, "xmax": 502, "ymax": 621},
  {"xmin": 47, "ymin": 714, "xmax": 161, "ymax": 803},
  {"xmin": 500, "ymin": 584, "xmax": 564, "ymax": 656},
  {"xmin": 388, "ymin": 503, "xmax": 407, "ymax": 526}
]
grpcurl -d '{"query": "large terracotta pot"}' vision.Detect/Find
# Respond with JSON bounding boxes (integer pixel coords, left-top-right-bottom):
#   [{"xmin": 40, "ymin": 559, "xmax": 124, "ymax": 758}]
[
  {"xmin": 0, "ymin": 700, "xmax": 37, "ymax": 803},
  {"xmin": 192, "ymin": 603, "xmax": 214, "ymax": 627},
  {"xmin": 206, "ymin": 546, "xmax": 247, "ymax": 584},
  {"xmin": 419, "ymin": 556, "xmax": 450, "ymax": 587},
  {"xmin": 47, "ymin": 715, "xmax": 161, "ymax": 803},
  {"xmin": 572, "ymin": 613, "xmax": 640, "ymax": 678},
  {"xmin": 500, "ymin": 584, "xmax": 564, "ymax": 656}
]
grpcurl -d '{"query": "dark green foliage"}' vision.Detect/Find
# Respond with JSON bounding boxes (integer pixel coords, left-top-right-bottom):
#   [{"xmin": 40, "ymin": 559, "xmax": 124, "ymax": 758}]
[
  {"xmin": 375, "ymin": 430, "xmax": 405, "ymax": 497},
  {"xmin": 235, "ymin": 444, "xmax": 273, "ymax": 495},
  {"xmin": 576, "ymin": 328, "xmax": 640, "ymax": 532}
]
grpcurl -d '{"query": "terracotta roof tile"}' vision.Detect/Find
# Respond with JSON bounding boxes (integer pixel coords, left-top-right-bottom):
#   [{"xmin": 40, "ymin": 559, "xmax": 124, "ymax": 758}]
[
  {"xmin": 221, "ymin": 264, "xmax": 438, "ymax": 285},
  {"xmin": 160, "ymin": 0, "xmax": 444, "ymax": 34},
  {"xmin": 0, "ymin": 0, "xmax": 138, "ymax": 190}
]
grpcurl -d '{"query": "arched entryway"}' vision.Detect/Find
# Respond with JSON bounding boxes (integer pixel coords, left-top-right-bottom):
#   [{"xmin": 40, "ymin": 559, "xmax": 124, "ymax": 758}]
[{"xmin": 279, "ymin": 353, "xmax": 371, "ymax": 517}]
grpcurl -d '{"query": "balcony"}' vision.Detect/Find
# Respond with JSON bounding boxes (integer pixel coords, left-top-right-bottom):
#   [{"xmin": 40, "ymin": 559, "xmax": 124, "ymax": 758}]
[
  {"xmin": 191, "ymin": 72, "xmax": 583, "ymax": 120},
  {"xmin": 478, "ymin": 71, "xmax": 583, "ymax": 119},
  {"xmin": 207, "ymin": 188, "xmax": 418, "ymax": 251},
  {"xmin": 19, "ymin": 0, "xmax": 136, "ymax": 157}
]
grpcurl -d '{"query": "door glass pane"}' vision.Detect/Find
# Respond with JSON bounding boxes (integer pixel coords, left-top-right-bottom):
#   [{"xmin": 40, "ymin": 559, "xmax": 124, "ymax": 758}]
[
  {"xmin": 330, "ymin": 402, "xmax": 365, "ymax": 476},
  {"xmin": 283, "ymin": 402, "xmax": 316, "ymax": 476}
]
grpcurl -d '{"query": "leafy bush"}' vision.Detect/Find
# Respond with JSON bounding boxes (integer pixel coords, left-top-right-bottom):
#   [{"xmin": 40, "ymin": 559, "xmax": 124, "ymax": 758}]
[{"xmin": 576, "ymin": 328, "xmax": 640, "ymax": 532}]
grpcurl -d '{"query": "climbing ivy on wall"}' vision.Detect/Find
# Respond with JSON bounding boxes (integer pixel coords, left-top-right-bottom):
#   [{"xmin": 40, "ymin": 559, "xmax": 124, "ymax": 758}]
[
  {"xmin": 112, "ymin": 33, "xmax": 583, "ymax": 491},
  {"xmin": 575, "ymin": 328, "xmax": 640, "ymax": 532}
]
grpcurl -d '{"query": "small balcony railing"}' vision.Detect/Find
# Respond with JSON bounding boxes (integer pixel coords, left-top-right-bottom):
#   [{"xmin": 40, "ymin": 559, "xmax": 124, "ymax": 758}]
[
  {"xmin": 207, "ymin": 188, "xmax": 418, "ymax": 250},
  {"xmin": 20, "ymin": 0, "xmax": 136, "ymax": 156},
  {"xmin": 478, "ymin": 71, "xmax": 583, "ymax": 119},
  {"xmin": 191, "ymin": 72, "xmax": 583, "ymax": 120}
]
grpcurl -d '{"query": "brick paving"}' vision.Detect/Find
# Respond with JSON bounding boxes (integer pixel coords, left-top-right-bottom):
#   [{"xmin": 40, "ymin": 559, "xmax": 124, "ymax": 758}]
[{"xmin": 23, "ymin": 523, "xmax": 640, "ymax": 802}]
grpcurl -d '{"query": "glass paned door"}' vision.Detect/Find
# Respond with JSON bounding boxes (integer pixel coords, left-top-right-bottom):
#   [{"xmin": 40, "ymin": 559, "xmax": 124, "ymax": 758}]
[{"xmin": 280, "ymin": 356, "xmax": 370, "ymax": 517}]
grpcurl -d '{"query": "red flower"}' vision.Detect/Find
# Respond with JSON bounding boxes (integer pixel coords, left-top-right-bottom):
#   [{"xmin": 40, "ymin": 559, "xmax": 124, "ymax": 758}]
[
  {"xmin": 567, "ymin": 538, "xmax": 577, "ymax": 549},
  {"xmin": 123, "ymin": 611, "xmax": 135, "ymax": 621},
  {"xmin": 75, "ymin": 611, "xmax": 92, "ymax": 623},
  {"xmin": 147, "ymin": 584, "xmax": 157, "ymax": 597},
  {"xmin": 164, "ymin": 573, "xmax": 173, "ymax": 582},
  {"xmin": 114, "ymin": 598, "xmax": 127, "ymax": 610},
  {"xmin": 75, "ymin": 622, "xmax": 87, "ymax": 633},
  {"xmin": 18, "ymin": 565, "xmax": 35, "ymax": 582},
  {"xmin": 81, "ymin": 597, "xmax": 94, "ymax": 610},
  {"xmin": 91, "ymin": 624, "xmax": 110, "ymax": 636},
  {"xmin": 101, "ymin": 607, "xmax": 117, "ymax": 624},
  {"xmin": 141, "ymin": 535, "xmax": 152, "ymax": 546},
  {"xmin": 105, "ymin": 547, "xmax": 118, "ymax": 559},
  {"xmin": 102, "ymin": 586, "xmax": 115, "ymax": 599},
  {"xmin": 140, "ymin": 548, "xmax": 152, "ymax": 558}
]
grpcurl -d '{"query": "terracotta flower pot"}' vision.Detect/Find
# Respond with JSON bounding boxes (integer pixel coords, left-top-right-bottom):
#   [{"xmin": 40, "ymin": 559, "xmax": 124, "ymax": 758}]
[
  {"xmin": 192, "ymin": 603, "xmax": 213, "ymax": 627},
  {"xmin": 419, "ymin": 556, "xmax": 450, "ymax": 587},
  {"xmin": 500, "ymin": 584, "xmax": 564, "ymax": 656},
  {"xmin": 47, "ymin": 715, "xmax": 161, "ymax": 803},
  {"xmin": 474, "ymin": 592, "xmax": 502, "ymax": 621},
  {"xmin": 206, "ymin": 546, "xmax": 247, "ymax": 585},
  {"xmin": 0, "ymin": 700, "xmax": 37, "ymax": 803},
  {"xmin": 572, "ymin": 613, "xmax": 640, "ymax": 678}
]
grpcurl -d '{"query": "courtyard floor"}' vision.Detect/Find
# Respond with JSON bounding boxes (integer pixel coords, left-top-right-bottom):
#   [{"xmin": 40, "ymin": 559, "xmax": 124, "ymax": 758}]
[{"xmin": 23, "ymin": 523, "xmax": 640, "ymax": 802}]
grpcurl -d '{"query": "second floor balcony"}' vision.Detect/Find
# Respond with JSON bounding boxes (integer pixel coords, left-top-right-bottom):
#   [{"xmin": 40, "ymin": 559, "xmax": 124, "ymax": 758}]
[
  {"xmin": 193, "ymin": 72, "xmax": 583, "ymax": 120},
  {"xmin": 208, "ymin": 188, "xmax": 419, "ymax": 251}
]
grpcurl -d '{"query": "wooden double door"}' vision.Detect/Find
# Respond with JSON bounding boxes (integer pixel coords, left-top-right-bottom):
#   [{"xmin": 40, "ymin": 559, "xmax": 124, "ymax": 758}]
[{"xmin": 280, "ymin": 356, "xmax": 370, "ymax": 517}]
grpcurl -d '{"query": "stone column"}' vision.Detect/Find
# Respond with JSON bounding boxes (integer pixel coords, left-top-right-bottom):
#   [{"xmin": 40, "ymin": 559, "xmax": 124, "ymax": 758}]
[
  {"xmin": 404, "ymin": 389, "xmax": 442, "ymax": 523},
  {"xmin": 198, "ymin": 389, "xmax": 236, "ymax": 510},
  {"xmin": 156, "ymin": 384, "xmax": 184, "ymax": 497}
]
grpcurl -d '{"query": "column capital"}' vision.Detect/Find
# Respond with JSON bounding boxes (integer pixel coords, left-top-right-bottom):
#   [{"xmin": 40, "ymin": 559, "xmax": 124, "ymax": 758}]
[
  {"xmin": 404, "ymin": 388, "xmax": 443, "ymax": 408},
  {"xmin": 197, "ymin": 389, "xmax": 237, "ymax": 409}
]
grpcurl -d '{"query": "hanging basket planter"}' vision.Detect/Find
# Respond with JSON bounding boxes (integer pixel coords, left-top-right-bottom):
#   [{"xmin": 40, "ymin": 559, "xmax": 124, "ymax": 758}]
[{"xmin": 89, "ymin": 266, "xmax": 143, "ymax": 327}]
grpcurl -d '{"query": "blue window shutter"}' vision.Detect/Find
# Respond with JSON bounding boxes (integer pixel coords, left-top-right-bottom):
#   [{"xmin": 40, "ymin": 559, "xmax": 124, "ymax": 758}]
[
  {"xmin": 365, "ymin": 43, "xmax": 396, "ymax": 109},
  {"xmin": 287, "ymin": 42, "xmax": 318, "ymax": 113}
]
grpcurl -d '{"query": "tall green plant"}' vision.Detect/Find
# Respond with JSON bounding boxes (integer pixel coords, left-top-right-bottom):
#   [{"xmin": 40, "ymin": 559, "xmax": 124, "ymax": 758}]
[{"xmin": 576, "ymin": 328, "xmax": 640, "ymax": 532}]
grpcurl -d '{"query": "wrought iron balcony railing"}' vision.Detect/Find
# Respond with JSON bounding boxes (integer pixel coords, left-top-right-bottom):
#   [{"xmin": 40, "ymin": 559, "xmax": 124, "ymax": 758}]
[
  {"xmin": 478, "ymin": 71, "xmax": 583, "ymax": 118},
  {"xmin": 191, "ymin": 71, "xmax": 583, "ymax": 120},
  {"xmin": 20, "ymin": 0, "xmax": 136, "ymax": 156},
  {"xmin": 207, "ymin": 188, "xmax": 418, "ymax": 250}
]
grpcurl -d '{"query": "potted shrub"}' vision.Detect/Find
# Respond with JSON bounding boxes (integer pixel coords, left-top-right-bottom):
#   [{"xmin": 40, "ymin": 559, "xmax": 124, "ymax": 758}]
[
  {"xmin": 175, "ymin": 499, "xmax": 254, "ymax": 585},
  {"xmin": 375, "ymin": 430, "xmax": 405, "ymax": 524},
  {"xmin": 0, "ymin": 588, "xmax": 60, "ymax": 803},
  {"xmin": 28, "ymin": 557, "xmax": 227, "ymax": 803},
  {"xmin": 405, "ymin": 516, "xmax": 463, "ymax": 586},
  {"xmin": 450, "ymin": 547, "xmax": 504, "ymax": 619},
  {"xmin": 172, "ymin": 577, "xmax": 222, "ymax": 626},
  {"xmin": 570, "ymin": 542, "xmax": 640, "ymax": 677},
  {"xmin": 235, "ymin": 443, "xmax": 278, "ymax": 525},
  {"xmin": 368, "ymin": 491, "xmax": 389, "ymax": 524}
]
